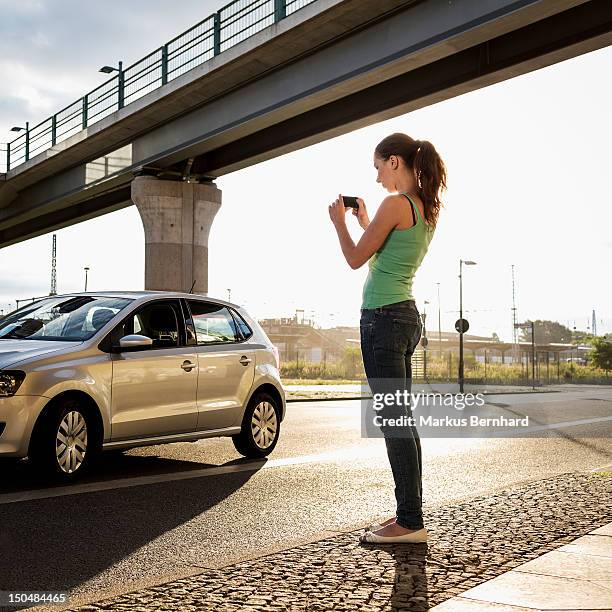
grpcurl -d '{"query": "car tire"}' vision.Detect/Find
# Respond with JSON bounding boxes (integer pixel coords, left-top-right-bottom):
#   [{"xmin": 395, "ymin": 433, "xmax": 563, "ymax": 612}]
[
  {"xmin": 29, "ymin": 398, "xmax": 99, "ymax": 482},
  {"xmin": 232, "ymin": 392, "xmax": 281, "ymax": 458}
]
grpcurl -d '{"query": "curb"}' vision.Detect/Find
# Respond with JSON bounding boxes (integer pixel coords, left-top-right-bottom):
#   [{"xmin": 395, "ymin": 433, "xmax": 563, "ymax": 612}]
[{"xmin": 285, "ymin": 389, "xmax": 560, "ymax": 402}]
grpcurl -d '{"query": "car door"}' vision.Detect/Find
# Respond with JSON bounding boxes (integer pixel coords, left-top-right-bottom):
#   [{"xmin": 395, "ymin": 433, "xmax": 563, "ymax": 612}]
[
  {"xmin": 109, "ymin": 299, "xmax": 198, "ymax": 440},
  {"xmin": 185, "ymin": 299, "xmax": 255, "ymax": 430}
]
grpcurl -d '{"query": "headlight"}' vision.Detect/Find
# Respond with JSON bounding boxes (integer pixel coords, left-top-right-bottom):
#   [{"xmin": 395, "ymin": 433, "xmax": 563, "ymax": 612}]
[{"xmin": 0, "ymin": 371, "xmax": 26, "ymax": 397}]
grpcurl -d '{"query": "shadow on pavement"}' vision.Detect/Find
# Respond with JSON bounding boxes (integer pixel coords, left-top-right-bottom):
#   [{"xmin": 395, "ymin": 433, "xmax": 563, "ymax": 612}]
[
  {"xmin": 0, "ymin": 454, "xmax": 266, "ymax": 610},
  {"xmin": 360, "ymin": 542, "xmax": 430, "ymax": 610},
  {"xmin": 1, "ymin": 451, "xmax": 222, "ymax": 493}
]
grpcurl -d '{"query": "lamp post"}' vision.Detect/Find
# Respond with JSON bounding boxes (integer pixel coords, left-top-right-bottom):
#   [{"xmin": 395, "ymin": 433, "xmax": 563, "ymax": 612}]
[
  {"xmin": 84, "ymin": 267, "xmax": 90, "ymax": 292},
  {"xmin": 437, "ymin": 282, "xmax": 442, "ymax": 357},
  {"xmin": 99, "ymin": 61, "xmax": 124, "ymax": 109},
  {"xmin": 10, "ymin": 122, "xmax": 30, "ymax": 162},
  {"xmin": 571, "ymin": 324, "xmax": 577, "ymax": 378},
  {"xmin": 459, "ymin": 259, "xmax": 477, "ymax": 393},
  {"xmin": 515, "ymin": 321, "xmax": 536, "ymax": 389},
  {"xmin": 421, "ymin": 301, "xmax": 429, "ymax": 378}
]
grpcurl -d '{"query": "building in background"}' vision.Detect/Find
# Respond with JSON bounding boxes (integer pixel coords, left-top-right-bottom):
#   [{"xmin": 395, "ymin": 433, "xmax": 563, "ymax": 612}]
[{"xmin": 258, "ymin": 319, "xmax": 592, "ymax": 378}]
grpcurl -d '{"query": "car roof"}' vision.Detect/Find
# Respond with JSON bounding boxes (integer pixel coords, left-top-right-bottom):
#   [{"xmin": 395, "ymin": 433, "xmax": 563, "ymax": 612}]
[{"xmin": 36, "ymin": 291, "xmax": 244, "ymax": 311}]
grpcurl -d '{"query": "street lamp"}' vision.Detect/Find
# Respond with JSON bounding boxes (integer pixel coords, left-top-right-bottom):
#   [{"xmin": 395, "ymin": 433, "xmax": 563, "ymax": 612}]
[
  {"xmin": 84, "ymin": 267, "xmax": 90, "ymax": 292},
  {"xmin": 99, "ymin": 61, "xmax": 124, "ymax": 109},
  {"xmin": 10, "ymin": 122, "xmax": 30, "ymax": 162},
  {"xmin": 459, "ymin": 259, "xmax": 477, "ymax": 393}
]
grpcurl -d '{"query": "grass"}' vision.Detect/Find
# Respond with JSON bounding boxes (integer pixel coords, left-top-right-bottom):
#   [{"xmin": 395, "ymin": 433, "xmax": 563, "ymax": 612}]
[
  {"xmin": 281, "ymin": 378, "xmax": 362, "ymax": 386},
  {"xmin": 280, "ymin": 357, "xmax": 610, "ymax": 386}
]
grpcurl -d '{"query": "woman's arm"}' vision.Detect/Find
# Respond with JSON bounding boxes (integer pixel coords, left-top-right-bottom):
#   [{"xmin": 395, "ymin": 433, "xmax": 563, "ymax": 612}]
[
  {"xmin": 351, "ymin": 198, "xmax": 370, "ymax": 230},
  {"xmin": 330, "ymin": 195, "xmax": 401, "ymax": 270}
]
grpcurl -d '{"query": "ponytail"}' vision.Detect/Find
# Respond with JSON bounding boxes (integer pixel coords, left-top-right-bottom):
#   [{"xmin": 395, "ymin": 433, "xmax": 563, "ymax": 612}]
[{"xmin": 375, "ymin": 133, "xmax": 447, "ymax": 230}]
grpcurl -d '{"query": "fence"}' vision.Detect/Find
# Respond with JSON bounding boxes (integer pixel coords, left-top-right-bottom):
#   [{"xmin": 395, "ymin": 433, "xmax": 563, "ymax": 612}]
[
  {"xmin": 1, "ymin": 0, "xmax": 317, "ymax": 174},
  {"xmin": 280, "ymin": 348, "xmax": 610, "ymax": 385},
  {"xmin": 412, "ymin": 350, "xmax": 609, "ymax": 386}
]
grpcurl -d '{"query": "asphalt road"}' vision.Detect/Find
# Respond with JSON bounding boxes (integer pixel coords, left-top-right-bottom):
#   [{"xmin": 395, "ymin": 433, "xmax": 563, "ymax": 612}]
[{"xmin": 0, "ymin": 385, "xmax": 610, "ymax": 610}]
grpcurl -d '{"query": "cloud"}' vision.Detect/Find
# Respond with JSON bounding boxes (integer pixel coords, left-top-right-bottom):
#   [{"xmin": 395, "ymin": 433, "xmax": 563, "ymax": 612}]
[
  {"xmin": 1, "ymin": 0, "xmax": 223, "ymax": 139},
  {"xmin": 0, "ymin": 279, "xmax": 47, "ymax": 309}
]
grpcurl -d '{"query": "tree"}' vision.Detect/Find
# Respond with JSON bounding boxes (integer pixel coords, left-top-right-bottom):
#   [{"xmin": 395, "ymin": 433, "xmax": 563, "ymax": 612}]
[
  {"xmin": 342, "ymin": 346, "xmax": 362, "ymax": 379},
  {"xmin": 519, "ymin": 320, "xmax": 572, "ymax": 344},
  {"xmin": 491, "ymin": 332, "xmax": 500, "ymax": 342},
  {"xmin": 573, "ymin": 330, "xmax": 596, "ymax": 345},
  {"xmin": 588, "ymin": 337, "xmax": 612, "ymax": 371}
]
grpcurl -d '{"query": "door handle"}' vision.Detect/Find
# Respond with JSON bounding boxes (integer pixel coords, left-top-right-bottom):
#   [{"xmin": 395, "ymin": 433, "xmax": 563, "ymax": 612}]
[
  {"xmin": 239, "ymin": 355, "xmax": 252, "ymax": 366},
  {"xmin": 181, "ymin": 360, "xmax": 196, "ymax": 371}
]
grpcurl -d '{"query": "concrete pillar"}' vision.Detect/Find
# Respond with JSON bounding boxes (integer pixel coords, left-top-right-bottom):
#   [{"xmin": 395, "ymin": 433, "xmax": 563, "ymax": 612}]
[{"xmin": 131, "ymin": 176, "xmax": 221, "ymax": 293}]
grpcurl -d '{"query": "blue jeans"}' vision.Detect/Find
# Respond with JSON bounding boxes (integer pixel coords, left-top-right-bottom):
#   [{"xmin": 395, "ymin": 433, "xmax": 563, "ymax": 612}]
[{"xmin": 360, "ymin": 299, "xmax": 424, "ymax": 530}]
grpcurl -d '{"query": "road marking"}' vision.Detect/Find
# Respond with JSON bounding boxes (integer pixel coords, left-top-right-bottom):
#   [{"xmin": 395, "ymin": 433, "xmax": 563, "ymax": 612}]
[
  {"xmin": 1, "ymin": 415, "xmax": 609, "ymax": 505},
  {"xmin": 489, "ymin": 415, "xmax": 612, "ymax": 436},
  {"xmin": 0, "ymin": 446, "xmax": 385, "ymax": 505}
]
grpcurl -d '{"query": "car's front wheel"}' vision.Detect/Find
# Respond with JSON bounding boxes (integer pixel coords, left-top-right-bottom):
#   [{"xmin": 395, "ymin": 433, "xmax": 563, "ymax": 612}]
[
  {"xmin": 232, "ymin": 392, "xmax": 281, "ymax": 458},
  {"xmin": 29, "ymin": 398, "xmax": 98, "ymax": 481}
]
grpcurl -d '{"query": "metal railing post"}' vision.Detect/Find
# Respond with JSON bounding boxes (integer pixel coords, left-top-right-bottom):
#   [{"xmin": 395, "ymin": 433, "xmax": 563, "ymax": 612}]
[
  {"xmin": 6, "ymin": 142, "xmax": 9, "ymax": 172},
  {"xmin": 214, "ymin": 12, "xmax": 221, "ymax": 55},
  {"xmin": 118, "ymin": 61, "xmax": 125, "ymax": 109},
  {"xmin": 25, "ymin": 121, "xmax": 30, "ymax": 162},
  {"xmin": 51, "ymin": 115, "xmax": 57, "ymax": 146},
  {"xmin": 161, "ymin": 45, "xmax": 168, "ymax": 85},
  {"xmin": 274, "ymin": 0, "xmax": 286, "ymax": 21},
  {"xmin": 82, "ymin": 94, "xmax": 88, "ymax": 129}
]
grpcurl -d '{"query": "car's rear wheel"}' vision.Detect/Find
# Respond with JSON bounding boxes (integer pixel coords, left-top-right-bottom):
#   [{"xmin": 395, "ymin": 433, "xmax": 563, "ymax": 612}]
[
  {"xmin": 29, "ymin": 398, "xmax": 98, "ymax": 482},
  {"xmin": 232, "ymin": 392, "xmax": 280, "ymax": 458}
]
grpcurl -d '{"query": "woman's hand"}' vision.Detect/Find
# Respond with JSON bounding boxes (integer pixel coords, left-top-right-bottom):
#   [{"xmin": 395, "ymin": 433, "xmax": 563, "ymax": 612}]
[
  {"xmin": 328, "ymin": 194, "xmax": 347, "ymax": 227},
  {"xmin": 352, "ymin": 198, "xmax": 370, "ymax": 230}
]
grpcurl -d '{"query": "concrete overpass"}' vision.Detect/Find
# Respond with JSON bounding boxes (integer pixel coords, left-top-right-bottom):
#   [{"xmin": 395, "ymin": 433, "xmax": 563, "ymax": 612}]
[{"xmin": 1, "ymin": 0, "xmax": 610, "ymax": 292}]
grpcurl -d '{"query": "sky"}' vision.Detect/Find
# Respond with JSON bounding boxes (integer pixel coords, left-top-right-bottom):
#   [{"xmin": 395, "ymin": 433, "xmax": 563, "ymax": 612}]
[{"xmin": 0, "ymin": 0, "xmax": 610, "ymax": 340}]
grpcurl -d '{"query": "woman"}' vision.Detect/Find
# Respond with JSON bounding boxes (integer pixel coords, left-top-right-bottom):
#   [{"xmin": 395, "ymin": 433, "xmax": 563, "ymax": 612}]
[{"xmin": 328, "ymin": 132, "xmax": 446, "ymax": 544}]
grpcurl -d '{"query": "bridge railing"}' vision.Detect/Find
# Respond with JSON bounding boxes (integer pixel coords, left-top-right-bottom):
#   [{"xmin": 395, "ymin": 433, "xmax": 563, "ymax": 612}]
[
  {"xmin": 1, "ymin": 0, "xmax": 317, "ymax": 174},
  {"xmin": 0, "ymin": 144, "xmax": 7, "ymax": 174}
]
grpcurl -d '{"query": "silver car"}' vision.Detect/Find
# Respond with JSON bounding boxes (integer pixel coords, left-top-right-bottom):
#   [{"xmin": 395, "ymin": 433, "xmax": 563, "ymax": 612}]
[{"xmin": 0, "ymin": 291, "xmax": 285, "ymax": 481}]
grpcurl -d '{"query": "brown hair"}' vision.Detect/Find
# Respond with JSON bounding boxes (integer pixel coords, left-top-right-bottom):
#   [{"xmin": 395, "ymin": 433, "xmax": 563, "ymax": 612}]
[{"xmin": 374, "ymin": 132, "xmax": 447, "ymax": 229}]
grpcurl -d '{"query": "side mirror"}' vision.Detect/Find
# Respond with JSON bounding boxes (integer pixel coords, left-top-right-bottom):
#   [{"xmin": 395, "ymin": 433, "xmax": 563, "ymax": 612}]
[{"xmin": 117, "ymin": 334, "xmax": 153, "ymax": 350}]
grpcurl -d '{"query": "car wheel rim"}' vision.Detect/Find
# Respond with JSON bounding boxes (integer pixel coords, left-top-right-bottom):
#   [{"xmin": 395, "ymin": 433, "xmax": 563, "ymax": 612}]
[
  {"xmin": 56, "ymin": 410, "xmax": 88, "ymax": 474},
  {"xmin": 250, "ymin": 401, "xmax": 277, "ymax": 449}
]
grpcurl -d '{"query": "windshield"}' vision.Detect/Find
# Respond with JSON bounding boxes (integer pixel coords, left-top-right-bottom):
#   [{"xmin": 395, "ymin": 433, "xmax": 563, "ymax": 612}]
[{"xmin": 0, "ymin": 296, "xmax": 133, "ymax": 341}]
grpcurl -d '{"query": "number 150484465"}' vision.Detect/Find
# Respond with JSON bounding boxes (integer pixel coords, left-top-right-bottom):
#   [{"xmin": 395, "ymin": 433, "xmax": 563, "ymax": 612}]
[{"xmin": 1, "ymin": 592, "xmax": 68, "ymax": 606}]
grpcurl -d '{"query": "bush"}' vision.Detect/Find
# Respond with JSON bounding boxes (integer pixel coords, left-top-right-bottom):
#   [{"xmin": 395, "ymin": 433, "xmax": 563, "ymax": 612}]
[
  {"xmin": 279, "ymin": 350, "xmax": 610, "ymax": 384},
  {"xmin": 280, "ymin": 347, "xmax": 365, "ymax": 380},
  {"xmin": 588, "ymin": 337, "xmax": 612, "ymax": 371}
]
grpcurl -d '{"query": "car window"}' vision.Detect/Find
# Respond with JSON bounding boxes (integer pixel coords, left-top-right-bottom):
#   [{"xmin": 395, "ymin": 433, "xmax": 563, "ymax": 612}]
[
  {"xmin": 187, "ymin": 301, "xmax": 239, "ymax": 345},
  {"xmin": 232, "ymin": 309, "xmax": 253, "ymax": 340},
  {"xmin": 115, "ymin": 301, "xmax": 181, "ymax": 349},
  {"xmin": 0, "ymin": 296, "xmax": 131, "ymax": 341},
  {"xmin": 83, "ymin": 306, "xmax": 122, "ymax": 333}
]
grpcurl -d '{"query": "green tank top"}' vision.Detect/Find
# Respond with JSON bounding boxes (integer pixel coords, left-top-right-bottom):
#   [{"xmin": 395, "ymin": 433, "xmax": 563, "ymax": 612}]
[{"xmin": 361, "ymin": 193, "xmax": 435, "ymax": 309}]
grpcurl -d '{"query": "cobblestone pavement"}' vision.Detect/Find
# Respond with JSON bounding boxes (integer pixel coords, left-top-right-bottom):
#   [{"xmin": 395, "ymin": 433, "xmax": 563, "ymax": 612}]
[{"xmin": 52, "ymin": 471, "xmax": 612, "ymax": 612}]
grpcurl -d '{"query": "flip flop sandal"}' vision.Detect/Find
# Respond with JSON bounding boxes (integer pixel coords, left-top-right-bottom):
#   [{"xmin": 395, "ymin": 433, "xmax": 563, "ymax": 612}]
[{"xmin": 359, "ymin": 527, "xmax": 428, "ymax": 544}]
